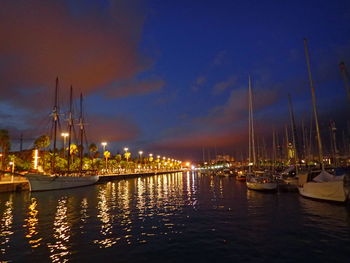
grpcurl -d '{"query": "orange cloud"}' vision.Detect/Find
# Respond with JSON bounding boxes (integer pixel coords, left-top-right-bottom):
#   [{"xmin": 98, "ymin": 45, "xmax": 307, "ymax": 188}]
[{"xmin": 0, "ymin": 0, "xmax": 153, "ymax": 108}]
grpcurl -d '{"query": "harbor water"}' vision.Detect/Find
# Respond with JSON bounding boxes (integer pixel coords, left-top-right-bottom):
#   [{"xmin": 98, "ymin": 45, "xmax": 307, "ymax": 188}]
[{"xmin": 1, "ymin": 172, "xmax": 349, "ymax": 262}]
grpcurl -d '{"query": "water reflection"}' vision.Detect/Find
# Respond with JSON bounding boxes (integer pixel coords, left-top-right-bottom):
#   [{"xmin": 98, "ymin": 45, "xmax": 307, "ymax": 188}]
[
  {"xmin": 0, "ymin": 196, "xmax": 13, "ymax": 256},
  {"xmin": 80, "ymin": 198, "xmax": 88, "ymax": 233},
  {"xmin": 47, "ymin": 197, "xmax": 71, "ymax": 263},
  {"xmin": 94, "ymin": 182, "xmax": 120, "ymax": 248},
  {"xmin": 23, "ymin": 197, "xmax": 42, "ymax": 248},
  {"xmin": 299, "ymin": 197, "xmax": 350, "ymax": 232}
]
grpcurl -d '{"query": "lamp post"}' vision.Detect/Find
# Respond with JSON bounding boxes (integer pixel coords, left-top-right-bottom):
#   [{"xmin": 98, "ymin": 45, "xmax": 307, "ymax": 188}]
[
  {"xmin": 149, "ymin": 153, "xmax": 153, "ymax": 171},
  {"xmin": 9, "ymin": 161, "xmax": 14, "ymax": 182},
  {"xmin": 101, "ymin": 142, "xmax": 107, "ymax": 152},
  {"xmin": 157, "ymin": 155, "xmax": 160, "ymax": 170},
  {"xmin": 61, "ymin": 132, "xmax": 69, "ymax": 157},
  {"xmin": 124, "ymin": 147, "xmax": 129, "ymax": 161},
  {"xmin": 138, "ymin": 151, "xmax": 143, "ymax": 171}
]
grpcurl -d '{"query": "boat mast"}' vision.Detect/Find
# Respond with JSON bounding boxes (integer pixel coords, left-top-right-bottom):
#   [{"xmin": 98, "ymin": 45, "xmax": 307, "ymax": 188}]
[
  {"xmin": 79, "ymin": 93, "xmax": 84, "ymax": 172},
  {"xmin": 67, "ymin": 86, "xmax": 73, "ymax": 172},
  {"xmin": 248, "ymin": 76, "xmax": 251, "ymax": 172},
  {"xmin": 51, "ymin": 77, "xmax": 59, "ymax": 172},
  {"xmin": 272, "ymin": 129, "xmax": 276, "ymax": 173},
  {"xmin": 248, "ymin": 75, "xmax": 256, "ymax": 170},
  {"xmin": 303, "ymin": 38, "xmax": 324, "ymax": 170},
  {"xmin": 288, "ymin": 94, "xmax": 299, "ymax": 170},
  {"xmin": 339, "ymin": 62, "xmax": 350, "ymax": 103},
  {"xmin": 285, "ymin": 125, "xmax": 289, "ymax": 163}
]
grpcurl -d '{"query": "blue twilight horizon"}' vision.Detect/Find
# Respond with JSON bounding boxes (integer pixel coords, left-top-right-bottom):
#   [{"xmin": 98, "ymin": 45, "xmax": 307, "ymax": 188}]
[{"xmin": 0, "ymin": 0, "xmax": 349, "ymax": 162}]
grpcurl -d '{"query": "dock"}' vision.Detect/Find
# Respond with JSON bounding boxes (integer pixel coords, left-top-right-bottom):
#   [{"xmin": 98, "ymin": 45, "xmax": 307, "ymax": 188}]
[
  {"xmin": 0, "ymin": 175, "xmax": 29, "ymax": 193},
  {"xmin": 0, "ymin": 170, "xmax": 183, "ymax": 193},
  {"xmin": 98, "ymin": 170, "xmax": 182, "ymax": 182}
]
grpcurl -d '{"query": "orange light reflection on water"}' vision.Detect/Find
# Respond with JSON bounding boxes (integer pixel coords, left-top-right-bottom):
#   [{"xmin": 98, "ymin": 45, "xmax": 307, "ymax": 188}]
[
  {"xmin": 23, "ymin": 198, "xmax": 42, "ymax": 248},
  {"xmin": 0, "ymin": 197, "xmax": 13, "ymax": 256},
  {"xmin": 47, "ymin": 197, "xmax": 71, "ymax": 263}
]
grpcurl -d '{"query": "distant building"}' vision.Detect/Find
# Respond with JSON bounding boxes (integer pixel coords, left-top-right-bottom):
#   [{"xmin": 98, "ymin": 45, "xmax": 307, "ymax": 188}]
[{"xmin": 214, "ymin": 154, "xmax": 234, "ymax": 163}]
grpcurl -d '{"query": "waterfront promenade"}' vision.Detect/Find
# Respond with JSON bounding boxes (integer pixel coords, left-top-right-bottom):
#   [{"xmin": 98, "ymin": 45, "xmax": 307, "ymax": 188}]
[{"xmin": 0, "ymin": 170, "xmax": 183, "ymax": 193}]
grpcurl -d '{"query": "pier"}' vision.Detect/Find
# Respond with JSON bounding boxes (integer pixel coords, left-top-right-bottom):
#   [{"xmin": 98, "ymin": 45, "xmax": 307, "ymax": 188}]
[
  {"xmin": 0, "ymin": 175, "xmax": 29, "ymax": 192},
  {"xmin": 0, "ymin": 170, "xmax": 183, "ymax": 193}
]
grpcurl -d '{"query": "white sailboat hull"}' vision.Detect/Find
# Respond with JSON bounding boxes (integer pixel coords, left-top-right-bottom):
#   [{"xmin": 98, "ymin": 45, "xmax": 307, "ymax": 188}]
[
  {"xmin": 298, "ymin": 181, "xmax": 347, "ymax": 202},
  {"xmin": 246, "ymin": 181, "xmax": 277, "ymax": 191},
  {"xmin": 26, "ymin": 173, "xmax": 99, "ymax": 192}
]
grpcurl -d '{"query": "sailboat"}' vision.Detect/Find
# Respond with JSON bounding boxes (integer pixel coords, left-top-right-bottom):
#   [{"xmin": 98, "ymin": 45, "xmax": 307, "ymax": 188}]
[
  {"xmin": 277, "ymin": 95, "xmax": 299, "ymax": 191},
  {"xmin": 297, "ymin": 39, "xmax": 349, "ymax": 202},
  {"xmin": 245, "ymin": 76, "xmax": 278, "ymax": 191},
  {"xmin": 26, "ymin": 80, "xmax": 99, "ymax": 191}
]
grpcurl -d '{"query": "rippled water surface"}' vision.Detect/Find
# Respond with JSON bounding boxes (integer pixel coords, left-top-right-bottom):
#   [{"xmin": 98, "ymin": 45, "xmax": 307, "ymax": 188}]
[{"xmin": 1, "ymin": 172, "xmax": 350, "ymax": 262}]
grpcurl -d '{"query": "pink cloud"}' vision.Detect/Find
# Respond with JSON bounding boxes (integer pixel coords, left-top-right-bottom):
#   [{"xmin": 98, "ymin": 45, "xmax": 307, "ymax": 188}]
[
  {"xmin": 84, "ymin": 115, "xmax": 140, "ymax": 143},
  {"xmin": 199, "ymin": 86, "xmax": 279, "ymax": 125},
  {"xmin": 0, "ymin": 0, "xmax": 153, "ymax": 109},
  {"xmin": 105, "ymin": 78, "xmax": 165, "ymax": 98}
]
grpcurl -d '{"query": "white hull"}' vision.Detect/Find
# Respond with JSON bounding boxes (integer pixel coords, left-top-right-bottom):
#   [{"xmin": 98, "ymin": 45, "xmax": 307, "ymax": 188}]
[
  {"xmin": 298, "ymin": 181, "xmax": 347, "ymax": 202},
  {"xmin": 26, "ymin": 173, "xmax": 99, "ymax": 191},
  {"xmin": 246, "ymin": 181, "xmax": 277, "ymax": 191}
]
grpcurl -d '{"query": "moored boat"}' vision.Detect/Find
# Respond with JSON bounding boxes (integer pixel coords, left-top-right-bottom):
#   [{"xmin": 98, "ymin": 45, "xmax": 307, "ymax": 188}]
[
  {"xmin": 296, "ymin": 39, "xmax": 349, "ymax": 202},
  {"xmin": 298, "ymin": 170, "xmax": 349, "ymax": 202},
  {"xmin": 26, "ymin": 80, "xmax": 99, "ymax": 192},
  {"xmin": 246, "ymin": 172, "xmax": 277, "ymax": 191},
  {"xmin": 235, "ymin": 170, "xmax": 246, "ymax": 181},
  {"xmin": 26, "ymin": 173, "xmax": 99, "ymax": 192}
]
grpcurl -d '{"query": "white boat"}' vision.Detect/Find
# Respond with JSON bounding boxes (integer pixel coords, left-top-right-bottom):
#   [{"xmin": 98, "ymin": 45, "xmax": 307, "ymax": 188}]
[
  {"xmin": 297, "ymin": 39, "xmax": 349, "ymax": 203},
  {"xmin": 246, "ymin": 174, "xmax": 277, "ymax": 191},
  {"xmin": 298, "ymin": 170, "xmax": 348, "ymax": 202},
  {"xmin": 244, "ymin": 76, "xmax": 277, "ymax": 192},
  {"xmin": 277, "ymin": 165, "xmax": 298, "ymax": 191},
  {"xmin": 26, "ymin": 173, "xmax": 99, "ymax": 192},
  {"xmin": 26, "ymin": 81, "xmax": 100, "ymax": 192}
]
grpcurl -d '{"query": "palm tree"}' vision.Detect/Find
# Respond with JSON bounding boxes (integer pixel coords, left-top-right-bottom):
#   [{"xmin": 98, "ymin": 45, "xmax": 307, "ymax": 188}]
[
  {"xmin": 69, "ymin": 144, "xmax": 78, "ymax": 165},
  {"xmin": 89, "ymin": 143, "xmax": 98, "ymax": 169},
  {"xmin": 34, "ymin": 135, "xmax": 50, "ymax": 150},
  {"xmin": 104, "ymin": 151, "xmax": 111, "ymax": 171}
]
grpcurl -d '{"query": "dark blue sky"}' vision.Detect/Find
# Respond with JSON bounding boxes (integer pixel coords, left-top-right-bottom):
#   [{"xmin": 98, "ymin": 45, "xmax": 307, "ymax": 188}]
[{"xmin": 0, "ymin": 0, "xmax": 349, "ymax": 162}]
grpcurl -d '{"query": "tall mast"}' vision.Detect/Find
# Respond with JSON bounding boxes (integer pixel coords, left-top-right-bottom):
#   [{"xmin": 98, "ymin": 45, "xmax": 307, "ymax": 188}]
[
  {"xmin": 51, "ymin": 77, "xmax": 59, "ymax": 172},
  {"xmin": 288, "ymin": 94, "xmax": 299, "ymax": 167},
  {"xmin": 67, "ymin": 86, "xmax": 73, "ymax": 172},
  {"xmin": 272, "ymin": 129, "xmax": 276, "ymax": 172},
  {"xmin": 79, "ymin": 93, "xmax": 84, "ymax": 172},
  {"xmin": 339, "ymin": 62, "xmax": 350, "ymax": 103},
  {"xmin": 248, "ymin": 76, "xmax": 252, "ymax": 172},
  {"xmin": 329, "ymin": 120, "xmax": 338, "ymax": 166},
  {"xmin": 248, "ymin": 75, "xmax": 256, "ymax": 168},
  {"xmin": 303, "ymin": 38, "xmax": 324, "ymax": 170},
  {"xmin": 285, "ymin": 125, "xmax": 289, "ymax": 163}
]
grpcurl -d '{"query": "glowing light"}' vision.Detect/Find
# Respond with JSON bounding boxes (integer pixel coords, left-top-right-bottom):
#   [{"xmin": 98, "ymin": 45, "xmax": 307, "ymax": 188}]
[
  {"xmin": 101, "ymin": 142, "xmax": 107, "ymax": 152},
  {"xmin": 33, "ymin": 149, "xmax": 39, "ymax": 170}
]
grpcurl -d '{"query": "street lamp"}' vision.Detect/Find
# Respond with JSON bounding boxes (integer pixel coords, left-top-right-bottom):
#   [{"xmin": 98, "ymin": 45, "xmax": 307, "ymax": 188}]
[
  {"xmin": 9, "ymin": 161, "xmax": 14, "ymax": 182},
  {"xmin": 124, "ymin": 147, "xmax": 130, "ymax": 162},
  {"xmin": 101, "ymin": 142, "xmax": 107, "ymax": 152},
  {"xmin": 138, "ymin": 150, "xmax": 143, "ymax": 164},
  {"xmin": 61, "ymin": 133, "xmax": 69, "ymax": 155}
]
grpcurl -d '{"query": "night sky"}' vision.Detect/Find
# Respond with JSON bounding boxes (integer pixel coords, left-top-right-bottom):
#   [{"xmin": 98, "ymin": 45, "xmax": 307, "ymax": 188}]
[{"xmin": 0, "ymin": 0, "xmax": 349, "ymax": 162}]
